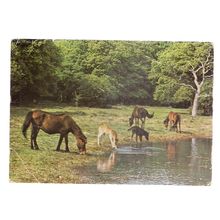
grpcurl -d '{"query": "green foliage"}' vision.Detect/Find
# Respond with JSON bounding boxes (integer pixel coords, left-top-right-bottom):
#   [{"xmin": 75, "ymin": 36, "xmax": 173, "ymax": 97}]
[
  {"xmin": 11, "ymin": 39, "xmax": 62, "ymax": 103},
  {"xmin": 198, "ymin": 79, "xmax": 213, "ymax": 115},
  {"xmin": 150, "ymin": 42, "xmax": 213, "ymax": 109},
  {"xmin": 153, "ymin": 76, "xmax": 179, "ymax": 105},
  {"xmin": 10, "ymin": 39, "xmax": 213, "ymax": 111},
  {"xmin": 173, "ymin": 87, "xmax": 193, "ymax": 103},
  {"xmin": 105, "ymin": 41, "xmax": 152, "ymax": 104},
  {"xmin": 77, "ymin": 74, "xmax": 119, "ymax": 107},
  {"xmin": 53, "ymin": 40, "xmax": 168, "ymax": 106}
]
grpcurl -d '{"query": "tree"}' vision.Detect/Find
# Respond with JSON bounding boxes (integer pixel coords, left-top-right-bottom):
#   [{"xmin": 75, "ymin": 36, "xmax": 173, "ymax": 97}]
[
  {"xmin": 54, "ymin": 40, "xmax": 164, "ymax": 106},
  {"xmin": 78, "ymin": 74, "xmax": 119, "ymax": 107},
  {"xmin": 198, "ymin": 78, "xmax": 213, "ymax": 115},
  {"xmin": 150, "ymin": 42, "xmax": 213, "ymax": 116},
  {"xmin": 54, "ymin": 40, "xmax": 119, "ymax": 106},
  {"xmin": 11, "ymin": 39, "xmax": 61, "ymax": 103},
  {"xmin": 104, "ymin": 41, "xmax": 169, "ymax": 104}
]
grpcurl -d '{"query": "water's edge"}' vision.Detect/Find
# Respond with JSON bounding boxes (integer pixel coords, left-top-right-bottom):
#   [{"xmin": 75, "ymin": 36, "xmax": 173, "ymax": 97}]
[{"xmin": 76, "ymin": 138, "xmax": 212, "ymax": 185}]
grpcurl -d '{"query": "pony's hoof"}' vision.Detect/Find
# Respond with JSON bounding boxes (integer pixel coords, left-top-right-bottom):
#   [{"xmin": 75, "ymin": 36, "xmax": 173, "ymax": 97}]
[{"xmin": 79, "ymin": 151, "xmax": 86, "ymax": 155}]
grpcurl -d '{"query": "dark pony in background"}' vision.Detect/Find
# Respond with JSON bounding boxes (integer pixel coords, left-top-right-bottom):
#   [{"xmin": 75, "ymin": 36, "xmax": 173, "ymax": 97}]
[
  {"xmin": 22, "ymin": 110, "xmax": 87, "ymax": 154},
  {"xmin": 129, "ymin": 106, "xmax": 154, "ymax": 128},
  {"xmin": 128, "ymin": 126, "xmax": 149, "ymax": 142},
  {"xmin": 163, "ymin": 111, "xmax": 181, "ymax": 133}
]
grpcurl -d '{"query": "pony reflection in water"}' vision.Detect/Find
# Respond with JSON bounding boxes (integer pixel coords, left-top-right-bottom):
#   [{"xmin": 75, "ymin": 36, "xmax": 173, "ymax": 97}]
[
  {"xmin": 97, "ymin": 152, "xmax": 116, "ymax": 173},
  {"xmin": 22, "ymin": 110, "xmax": 87, "ymax": 154}
]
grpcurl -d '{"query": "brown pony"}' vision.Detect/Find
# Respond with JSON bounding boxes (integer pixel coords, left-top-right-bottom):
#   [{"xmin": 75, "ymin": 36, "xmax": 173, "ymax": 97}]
[
  {"xmin": 163, "ymin": 111, "xmax": 181, "ymax": 133},
  {"xmin": 129, "ymin": 106, "xmax": 154, "ymax": 128},
  {"xmin": 22, "ymin": 110, "xmax": 87, "ymax": 154}
]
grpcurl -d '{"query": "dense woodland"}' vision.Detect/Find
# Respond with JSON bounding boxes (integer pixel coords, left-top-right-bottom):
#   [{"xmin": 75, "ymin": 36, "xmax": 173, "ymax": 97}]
[{"xmin": 11, "ymin": 39, "xmax": 213, "ymax": 116}]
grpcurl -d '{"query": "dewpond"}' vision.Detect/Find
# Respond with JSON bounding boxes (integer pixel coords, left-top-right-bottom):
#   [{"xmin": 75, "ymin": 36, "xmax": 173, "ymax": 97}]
[{"xmin": 75, "ymin": 138, "xmax": 212, "ymax": 185}]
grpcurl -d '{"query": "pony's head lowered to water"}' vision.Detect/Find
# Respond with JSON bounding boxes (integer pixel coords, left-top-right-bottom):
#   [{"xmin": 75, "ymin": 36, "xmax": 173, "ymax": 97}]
[{"xmin": 76, "ymin": 134, "xmax": 87, "ymax": 154}]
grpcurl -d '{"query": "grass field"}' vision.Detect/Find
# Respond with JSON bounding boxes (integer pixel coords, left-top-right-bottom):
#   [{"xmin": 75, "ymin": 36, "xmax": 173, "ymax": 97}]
[{"xmin": 10, "ymin": 105, "xmax": 212, "ymax": 183}]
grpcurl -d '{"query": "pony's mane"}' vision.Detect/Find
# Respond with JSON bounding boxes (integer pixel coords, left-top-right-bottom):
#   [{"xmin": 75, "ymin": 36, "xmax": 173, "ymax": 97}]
[{"xmin": 42, "ymin": 111, "xmax": 66, "ymax": 116}]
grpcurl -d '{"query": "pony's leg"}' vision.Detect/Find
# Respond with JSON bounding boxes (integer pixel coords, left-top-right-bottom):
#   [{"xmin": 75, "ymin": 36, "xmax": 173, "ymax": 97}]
[
  {"xmin": 108, "ymin": 135, "xmax": 112, "ymax": 147},
  {"xmin": 30, "ymin": 125, "xmax": 35, "ymax": 149},
  {"xmin": 134, "ymin": 118, "xmax": 139, "ymax": 126},
  {"xmin": 177, "ymin": 120, "xmax": 181, "ymax": 133},
  {"xmin": 64, "ymin": 135, "xmax": 70, "ymax": 152},
  {"xmin": 131, "ymin": 132, "xmax": 134, "ymax": 141},
  {"xmin": 141, "ymin": 118, "xmax": 145, "ymax": 129},
  {"xmin": 109, "ymin": 135, "xmax": 113, "ymax": 148},
  {"xmin": 31, "ymin": 125, "xmax": 39, "ymax": 150},
  {"xmin": 97, "ymin": 134, "xmax": 100, "ymax": 146},
  {"xmin": 174, "ymin": 125, "xmax": 177, "ymax": 132},
  {"xmin": 30, "ymin": 130, "xmax": 34, "ymax": 150},
  {"xmin": 173, "ymin": 122, "xmax": 178, "ymax": 132},
  {"xmin": 97, "ymin": 131, "xmax": 103, "ymax": 146},
  {"xmin": 30, "ymin": 135, "xmax": 34, "ymax": 150},
  {"xmin": 33, "ymin": 128, "xmax": 39, "ymax": 150},
  {"xmin": 135, "ymin": 135, "xmax": 138, "ymax": 142},
  {"xmin": 139, "ymin": 136, "xmax": 142, "ymax": 142},
  {"xmin": 169, "ymin": 121, "xmax": 173, "ymax": 131},
  {"xmin": 109, "ymin": 135, "xmax": 117, "ymax": 149},
  {"xmin": 56, "ymin": 134, "xmax": 64, "ymax": 151},
  {"xmin": 130, "ymin": 130, "xmax": 135, "ymax": 141}
]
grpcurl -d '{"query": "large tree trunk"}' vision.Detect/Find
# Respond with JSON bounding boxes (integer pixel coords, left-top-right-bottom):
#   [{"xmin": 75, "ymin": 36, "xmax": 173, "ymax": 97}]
[{"xmin": 191, "ymin": 89, "xmax": 200, "ymax": 118}]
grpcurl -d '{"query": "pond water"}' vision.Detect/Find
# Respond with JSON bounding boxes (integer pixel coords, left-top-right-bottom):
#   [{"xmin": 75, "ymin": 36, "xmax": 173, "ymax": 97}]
[{"xmin": 76, "ymin": 138, "xmax": 212, "ymax": 185}]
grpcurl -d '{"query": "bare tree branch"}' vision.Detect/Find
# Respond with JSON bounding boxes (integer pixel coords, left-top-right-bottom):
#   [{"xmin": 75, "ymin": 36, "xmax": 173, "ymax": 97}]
[
  {"xmin": 190, "ymin": 69, "xmax": 204, "ymax": 89},
  {"xmin": 190, "ymin": 49, "xmax": 213, "ymax": 90},
  {"xmin": 189, "ymin": 63, "xmax": 195, "ymax": 70},
  {"xmin": 204, "ymin": 75, "xmax": 213, "ymax": 79},
  {"xmin": 177, "ymin": 82, "xmax": 197, "ymax": 91},
  {"xmin": 189, "ymin": 63, "xmax": 203, "ymax": 73},
  {"xmin": 205, "ymin": 51, "xmax": 211, "ymax": 64}
]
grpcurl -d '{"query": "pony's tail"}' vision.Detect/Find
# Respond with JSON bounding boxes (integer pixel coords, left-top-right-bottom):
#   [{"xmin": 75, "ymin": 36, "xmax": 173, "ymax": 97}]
[
  {"xmin": 22, "ymin": 111, "xmax": 33, "ymax": 138},
  {"xmin": 146, "ymin": 110, "xmax": 154, "ymax": 118},
  {"xmin": 128, "ymin": 126, "xmax": 134, "ymax": 131}
]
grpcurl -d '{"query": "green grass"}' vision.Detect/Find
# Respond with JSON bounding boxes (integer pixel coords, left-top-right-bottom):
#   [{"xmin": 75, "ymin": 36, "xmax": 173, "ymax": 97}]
[{"xmin": 10, "ymin": 105, "xmax": 212, "ymax": 183}]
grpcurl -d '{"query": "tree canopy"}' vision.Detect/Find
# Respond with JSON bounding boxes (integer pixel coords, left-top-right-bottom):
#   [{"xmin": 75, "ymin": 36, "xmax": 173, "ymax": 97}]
[
  {"xmin": 11, "ymin": 39, "xmax": 62, "ymax": 103},
  {"xmin": 150, "ymin": 42, "xmax": 213, "ymax": 116},
  {"xmin": 53, "ymin": 40, "xmax": 169, "ymax": 106},
  {"xmin": 10, "ymin": 39, "xmax": 213, "ymax": 115}
]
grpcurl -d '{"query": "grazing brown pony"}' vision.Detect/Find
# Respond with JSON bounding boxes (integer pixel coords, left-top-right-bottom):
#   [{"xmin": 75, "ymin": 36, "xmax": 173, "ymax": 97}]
[
  {"xmin": 22, "ymin": 110, "xmax": 87, "ymax": 154},
  {"xmin": 163, "ymin": 111, "xmax": 181, "ymax": 133},
  {"xmin": 129, "ymin": 106, "xmax": 154, "ymax": 128}
]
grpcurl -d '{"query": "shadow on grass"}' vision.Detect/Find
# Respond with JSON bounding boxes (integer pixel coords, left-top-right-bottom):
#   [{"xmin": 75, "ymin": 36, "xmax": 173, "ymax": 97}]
[
  {"xmin": 52, "ymin": 149, "xmax": 80, "ymax": 154},
  {"xmin": 180, "ymin": 131, "xmax": 193, "ymax": 135},
  {"xmin": 52, "ymin": 149, "xmax": 100, "ymax": 157},
  {"xmin": 147, "ymin": 128, "xmax": 163, "ymax": 132}
]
